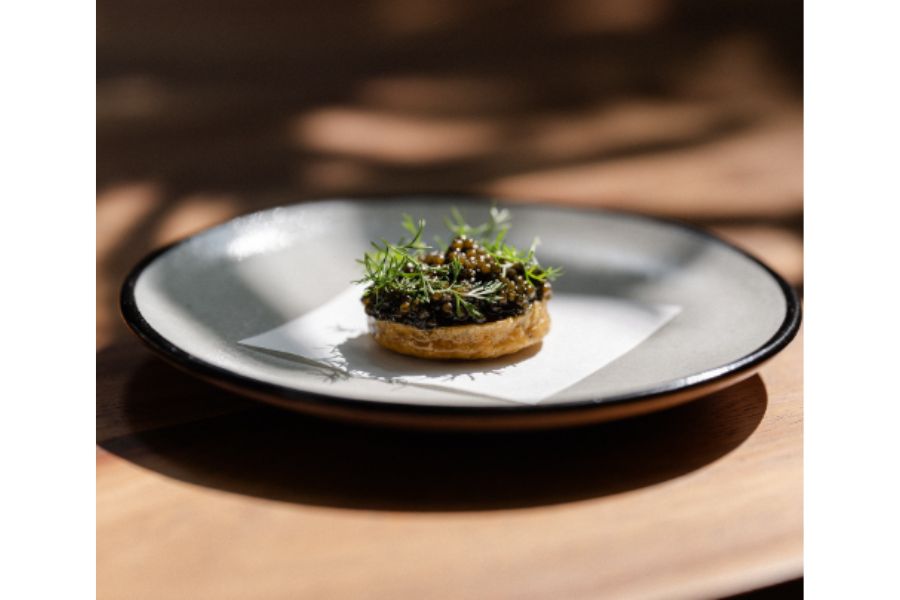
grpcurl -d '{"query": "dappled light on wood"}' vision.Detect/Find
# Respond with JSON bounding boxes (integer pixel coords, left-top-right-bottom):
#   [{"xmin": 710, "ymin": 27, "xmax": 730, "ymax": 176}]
[
  {"xmin": 484, "ymin": 118, "xmax": 802, "ymax": 218},
  {"xmin": 293, "ymin": 108, "xmax": 502, "ymax": 165},
  {"xmin": 97, "ymin": 0, "xmax": 803, "ymax": 596}
]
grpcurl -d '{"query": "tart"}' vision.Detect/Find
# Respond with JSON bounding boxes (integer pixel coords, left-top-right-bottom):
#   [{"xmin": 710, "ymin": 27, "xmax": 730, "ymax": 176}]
[{"xmin": 356, "ymin": 208, "xmax": 561, "ymax": 360}]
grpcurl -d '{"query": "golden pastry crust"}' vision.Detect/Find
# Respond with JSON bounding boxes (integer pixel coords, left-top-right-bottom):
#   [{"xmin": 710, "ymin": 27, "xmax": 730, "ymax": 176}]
[{"xmin": 369, "ymin": 301, "xmax": 550, "ymax": 360}]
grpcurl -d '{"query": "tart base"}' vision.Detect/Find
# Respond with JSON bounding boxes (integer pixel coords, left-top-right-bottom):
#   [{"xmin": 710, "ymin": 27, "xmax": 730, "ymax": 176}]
[{"xmin": 369, "ymin": 301, "xmax": 550, "ymax": 360}]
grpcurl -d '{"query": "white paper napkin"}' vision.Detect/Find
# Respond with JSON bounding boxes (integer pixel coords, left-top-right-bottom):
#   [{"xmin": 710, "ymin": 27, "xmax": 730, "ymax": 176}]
[{"xmin": 239, "ymin": 286, "xmax": 680, "ymax": 405}]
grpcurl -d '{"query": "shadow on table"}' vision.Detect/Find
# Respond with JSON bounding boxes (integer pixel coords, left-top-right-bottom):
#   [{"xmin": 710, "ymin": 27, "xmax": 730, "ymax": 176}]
[{"xmin": 97, "ymin": 347, "xmax": 768, "ymax": 512}]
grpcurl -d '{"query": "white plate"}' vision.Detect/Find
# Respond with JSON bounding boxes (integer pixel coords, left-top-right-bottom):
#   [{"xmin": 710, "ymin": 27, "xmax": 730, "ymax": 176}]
[{"xmin": 121, "ymin": 197, "xmax": 800, "ymax": 429}]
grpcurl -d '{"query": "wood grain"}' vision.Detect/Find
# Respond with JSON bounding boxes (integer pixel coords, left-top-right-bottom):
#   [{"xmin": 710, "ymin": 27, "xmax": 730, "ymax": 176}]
[{"xmin": 97, "ymin": 329, "xmax": 801, "ymax": 599}]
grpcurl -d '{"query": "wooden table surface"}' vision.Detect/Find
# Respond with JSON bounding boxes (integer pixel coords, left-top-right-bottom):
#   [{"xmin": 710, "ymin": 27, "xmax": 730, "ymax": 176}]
[
  {"xmin": 97, "ymin": 3, "xmax": 802, "ymax": 594},
  {"xmin": 97, "ymin": 323, "xmax": 802, "ymax": 600},
  {"xmin": 96, "ymin": 149, "xmax": 803, "ymax": 600},
  {"xmin": 97, "ymin": 209, "xmax": 802, "ymax": 600}
]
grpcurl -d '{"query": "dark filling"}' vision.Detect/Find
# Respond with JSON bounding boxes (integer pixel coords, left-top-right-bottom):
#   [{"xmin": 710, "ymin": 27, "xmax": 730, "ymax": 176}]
[{"xmin": 362, "ymin": 236, "xmax": 552, "ymax": 329}]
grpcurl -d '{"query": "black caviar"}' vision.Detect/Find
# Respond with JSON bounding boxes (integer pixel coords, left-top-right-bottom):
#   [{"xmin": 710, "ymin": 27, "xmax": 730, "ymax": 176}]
[{"xmin": 362, "ymin": 235, "xmax": 553, "ymax": 329}]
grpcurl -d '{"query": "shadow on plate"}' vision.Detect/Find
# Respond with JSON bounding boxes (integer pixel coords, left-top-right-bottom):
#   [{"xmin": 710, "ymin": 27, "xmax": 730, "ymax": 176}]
[
  {"xmin": 245, "ymin": 334, "xmax": 543, "ymax": 384},
  {"xmin": 97, "ymin": 346, "xmax": 768, "ymax": 512}
]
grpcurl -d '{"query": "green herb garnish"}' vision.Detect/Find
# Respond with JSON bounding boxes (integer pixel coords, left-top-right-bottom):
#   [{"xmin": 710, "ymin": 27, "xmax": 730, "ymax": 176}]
[{"xmin": 356, "ymin": 207, "xmax": 562, "ymax": 329}]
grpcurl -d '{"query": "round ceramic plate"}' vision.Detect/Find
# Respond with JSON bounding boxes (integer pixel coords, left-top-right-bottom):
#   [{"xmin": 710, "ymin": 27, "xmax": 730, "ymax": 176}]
[{"xmin": 121, "ymin": 197, "xmax": 800, "ymax": 429}]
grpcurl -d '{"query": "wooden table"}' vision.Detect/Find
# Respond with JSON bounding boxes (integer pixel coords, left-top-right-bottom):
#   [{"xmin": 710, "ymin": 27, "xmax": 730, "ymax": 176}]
[
  {"xmin": 97, "ymin": 197, "xmax": 802, "ymax": 599},
  {"xmin": 96, "ymin": 134, "xmax": 803, "ymax": 600},
  {"xmin": 97, "ymin": 324, "xmax": 801, "ymax": 599},
  {"xmin": 97, "ymin": 5, "xmax": 803, "ymax": 591},
  {"xmin": 97, "ymin": 158, "xmax": 803, "ymax": 598}
]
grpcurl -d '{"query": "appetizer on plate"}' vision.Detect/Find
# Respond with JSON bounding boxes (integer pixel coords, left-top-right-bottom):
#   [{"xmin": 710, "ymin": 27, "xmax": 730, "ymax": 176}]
[{"xmin": 357, "ymin": 208, "xmax": 562, "ymax": 360}]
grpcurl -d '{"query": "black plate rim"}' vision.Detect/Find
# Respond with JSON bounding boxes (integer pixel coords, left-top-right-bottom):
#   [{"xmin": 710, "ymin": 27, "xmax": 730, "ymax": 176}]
[{"xmin": 119, "ymin": 195, "xmax": 802, "ymax": 420}]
